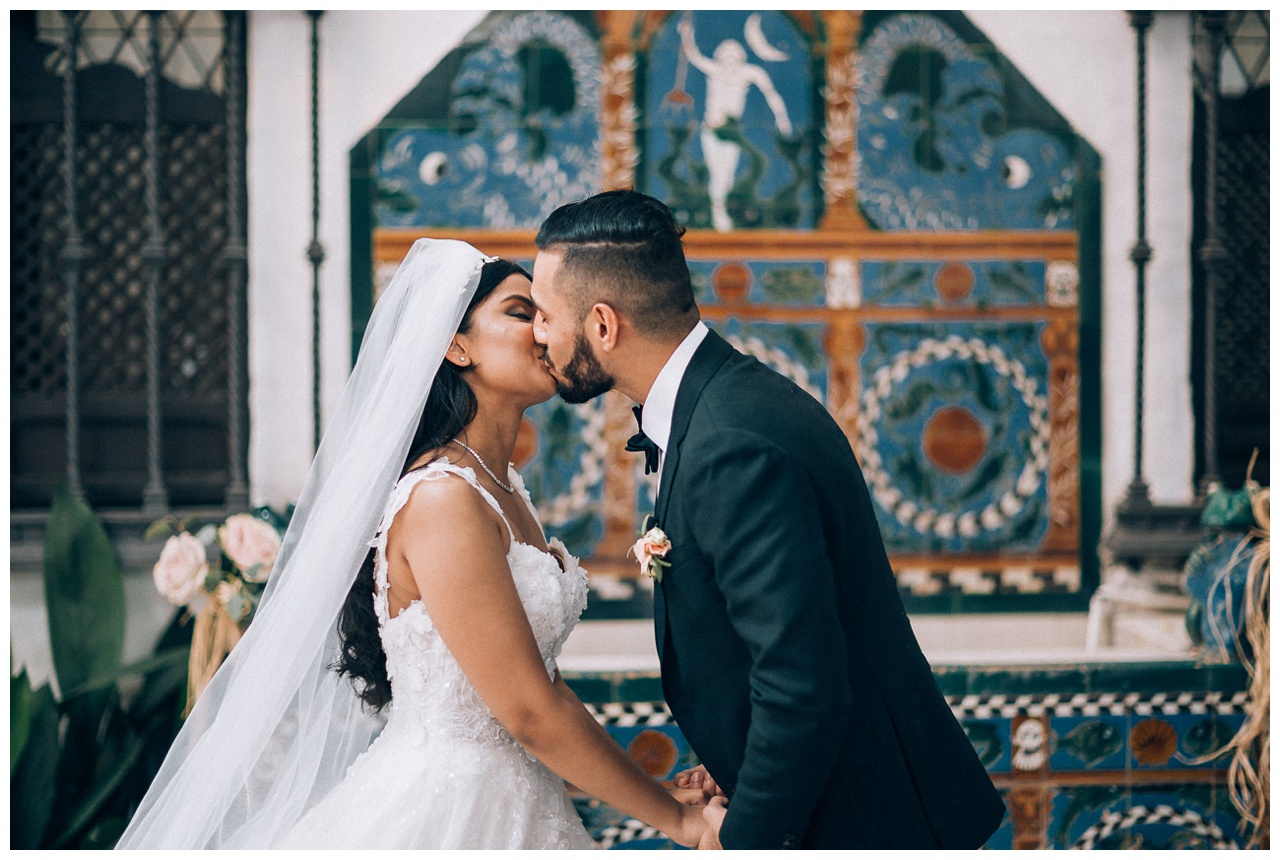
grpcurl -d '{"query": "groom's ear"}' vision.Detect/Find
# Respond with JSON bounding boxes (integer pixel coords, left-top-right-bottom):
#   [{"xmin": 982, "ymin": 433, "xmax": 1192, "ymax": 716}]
[{"xmin": 588, "ymin": 302, "xmax": 621, "ymax": 353}]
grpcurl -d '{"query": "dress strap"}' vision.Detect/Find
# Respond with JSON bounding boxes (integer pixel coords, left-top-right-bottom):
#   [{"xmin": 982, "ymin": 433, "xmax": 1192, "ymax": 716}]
[
  {"xmin": 371, "ymin": 462, "xmax": 516, "ymax": 623},
  {"xmin": 401, "ymin": 461, "xmax": 516, "ymax": 544},
  {"xmin": 507, "ymin": 465, "xmax": 542, "ymax": 531}
]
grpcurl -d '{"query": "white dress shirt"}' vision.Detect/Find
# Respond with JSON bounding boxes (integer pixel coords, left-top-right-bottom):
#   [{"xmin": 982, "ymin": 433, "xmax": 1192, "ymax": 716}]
[{"xmin": 640, "ymin": 321, "xmax": 709, "ymax": 485}]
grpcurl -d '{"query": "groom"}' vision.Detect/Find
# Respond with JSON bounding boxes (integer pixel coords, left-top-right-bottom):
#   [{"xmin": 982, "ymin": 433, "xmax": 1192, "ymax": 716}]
[{"xmin": 530, "ymin": 190, "xmax": 1005, "ymax": 849}]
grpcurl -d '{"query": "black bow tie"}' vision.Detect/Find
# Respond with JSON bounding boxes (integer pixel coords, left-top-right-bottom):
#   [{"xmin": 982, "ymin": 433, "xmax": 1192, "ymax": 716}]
[{"xmin": 625, "ymin": 404, "xmax": 660, "ymax": 475}]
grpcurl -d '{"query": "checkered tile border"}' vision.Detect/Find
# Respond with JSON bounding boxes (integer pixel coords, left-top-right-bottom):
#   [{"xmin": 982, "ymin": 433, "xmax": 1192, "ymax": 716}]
[
  {"xmin": 587, "ymin": 701, "xmax": 673, "ymax": 727},
  {"xmin": 594, "ymin": 818, "xmax": 663, "ymax": 849},
  {"xmin": 584, "ymin": 566, "xmax": 1082, "ymax": 602},
  {"xmin": 1073, "ymin": 805, "xmax": 1236, "ymax": 850},
  {"xmin": 588, "ymin": 692, "xmax": 1249, "ymax": 726},
  {"xmin": 948, "ymin": 690, "xmax": 1250, "ymax": 720},
  {"xmin": 896, "ymin": 565, "xmax": 1080, "ymax": 596}
]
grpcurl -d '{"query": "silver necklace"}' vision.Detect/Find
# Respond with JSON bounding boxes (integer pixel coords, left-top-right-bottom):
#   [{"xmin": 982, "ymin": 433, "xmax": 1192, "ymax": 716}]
[{"xmin": 452, "ymin": 439, "xmax": 514, "ymax": 494}]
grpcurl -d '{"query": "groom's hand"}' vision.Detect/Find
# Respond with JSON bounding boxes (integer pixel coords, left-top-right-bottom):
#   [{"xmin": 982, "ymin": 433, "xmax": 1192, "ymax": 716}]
[
  {"xmin": 698, "ymin": 797, "xmax": 727, "ymax": 850},
  {"xmin": 673, "ymin": 765, "xmax": 726, "ymax": 798},
  {"xmin": 668, "ymin": 786, "xmax": 710, "ymax": 807}
]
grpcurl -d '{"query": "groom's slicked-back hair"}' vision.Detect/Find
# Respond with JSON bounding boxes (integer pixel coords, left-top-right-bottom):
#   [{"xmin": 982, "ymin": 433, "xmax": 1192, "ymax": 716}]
[{"xmin": 535, "ymin": 190, "xmax": 698, "ymax": 338}]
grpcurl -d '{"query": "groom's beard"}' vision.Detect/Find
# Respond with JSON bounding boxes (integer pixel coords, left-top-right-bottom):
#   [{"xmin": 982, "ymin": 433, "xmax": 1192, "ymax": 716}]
[{"xmin": 553, "ymin": 332, "xmax": 614, "ymax": 404}]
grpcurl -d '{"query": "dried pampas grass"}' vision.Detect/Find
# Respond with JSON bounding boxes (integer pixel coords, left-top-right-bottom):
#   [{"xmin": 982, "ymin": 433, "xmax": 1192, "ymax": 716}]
[{"xmin": 1224, "ymin": 482, "xmax": 1269, "ymax": 849}]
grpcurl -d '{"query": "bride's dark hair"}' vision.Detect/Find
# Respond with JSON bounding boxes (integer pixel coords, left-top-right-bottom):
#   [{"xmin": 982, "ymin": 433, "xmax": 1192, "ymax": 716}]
[{"xmin": 333, "ymin": 257, "xmax": 531, "ymax": 711}]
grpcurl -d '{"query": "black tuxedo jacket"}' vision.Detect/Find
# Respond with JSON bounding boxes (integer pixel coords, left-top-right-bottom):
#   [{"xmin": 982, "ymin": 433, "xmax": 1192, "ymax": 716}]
[{"xmin": 649, "ymin": 330, "xmax": 1005, "ymax": 849}]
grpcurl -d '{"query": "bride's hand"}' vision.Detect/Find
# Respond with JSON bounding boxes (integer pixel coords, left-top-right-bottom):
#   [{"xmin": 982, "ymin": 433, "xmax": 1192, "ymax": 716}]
[
  {"xmin": 668, "ymin": 801, "xmax": 709, "ymax": 849},
  {"xmin": 672, "ymin": 764, "xmax": 725, "ymax": 798}
]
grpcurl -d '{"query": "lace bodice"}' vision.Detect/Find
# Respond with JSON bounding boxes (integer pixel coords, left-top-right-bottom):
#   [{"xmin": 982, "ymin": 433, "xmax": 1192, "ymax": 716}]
[{"xmin": 369, "ymin": 462, "xmax": 588, "ymax": 750}]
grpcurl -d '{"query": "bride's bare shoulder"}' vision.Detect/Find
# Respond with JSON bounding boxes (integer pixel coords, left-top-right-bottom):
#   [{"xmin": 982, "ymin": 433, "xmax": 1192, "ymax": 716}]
[{"xmin": 390, "ymin": 462, "xmax": 501, "ymax": 544}]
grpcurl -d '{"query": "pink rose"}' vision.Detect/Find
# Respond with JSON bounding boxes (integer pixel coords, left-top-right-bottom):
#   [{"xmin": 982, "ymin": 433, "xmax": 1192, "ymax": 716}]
[
  {"xmin": 218, "ymin": 514, "xmax": 281, "ymax": 581},
  {"xmin": 153, "ymin": 533, "xmax": 209, "ymax": 605},
  {"xmin": 628, "ymin": 526, "xmax": 672, "ymax": 581}
]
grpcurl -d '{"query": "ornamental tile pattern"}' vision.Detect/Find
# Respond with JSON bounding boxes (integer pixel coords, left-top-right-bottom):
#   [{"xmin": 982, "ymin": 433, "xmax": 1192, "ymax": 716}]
[{"xmin": 362, "ymin": 10, "xmax": 1097, "ymax": 607}]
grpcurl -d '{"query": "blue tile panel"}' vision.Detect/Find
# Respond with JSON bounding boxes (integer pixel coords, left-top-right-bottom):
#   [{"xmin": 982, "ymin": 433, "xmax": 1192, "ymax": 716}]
[
  {"xmin": 861, "ymin": 259, "xmax": 1049, "ymax": 307},
  {"xmin": 642, "ymin": 11, "xmax": 819, "ymax": 231},
  {"xmin": 857, "ymin": 12, "xmax": 1076, "ymax": 231},
  {"xmin": 374, "ymin": 12, "xmax": 602, "ymax": 229},
  {"xmin": 565, "ymin": 669, "xmax": 1253, "ymax": 849},
  {"xmin": 1049, "ymin": 787, "xmax": 1244, "ymax": 850},
  {"xmin": 520, "ymin": 398, "xmax": 606, "ymax": 560},
  {"xmin": 857, "ymin": 321, "xmax": 1051, "ymax": 553},
  {"xmin": 687, "ymin": 259, "xmax": 827, "ymax": 307}
]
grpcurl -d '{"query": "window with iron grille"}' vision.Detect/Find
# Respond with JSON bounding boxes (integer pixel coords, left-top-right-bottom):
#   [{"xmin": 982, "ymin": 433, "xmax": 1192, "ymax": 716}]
[
  {"xmin": 1190, "ymin": 10, "xmax": 1270, "ymax": 489},
  {"xmin": 11, "ymin": 11, "xmax": 248, "ymax": 511}
]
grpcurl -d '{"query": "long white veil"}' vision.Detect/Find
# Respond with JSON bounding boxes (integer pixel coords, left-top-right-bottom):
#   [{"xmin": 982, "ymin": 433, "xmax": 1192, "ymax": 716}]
[{"xmin": 117, "ymin": 238, "xmax": 491, "ymax": 848}]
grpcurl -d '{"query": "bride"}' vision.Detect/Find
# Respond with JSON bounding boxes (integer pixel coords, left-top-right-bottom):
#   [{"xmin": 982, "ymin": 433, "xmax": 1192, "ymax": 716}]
[{"xmin": 117, "ymin": 240, "xmax": 708, "ymax": 849}]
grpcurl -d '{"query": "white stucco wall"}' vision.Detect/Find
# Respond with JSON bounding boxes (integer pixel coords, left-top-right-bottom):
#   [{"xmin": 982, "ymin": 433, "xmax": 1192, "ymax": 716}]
[
  {"xmin": 247, "ymin": 10, "xmax": 487, "ymax": 508},
  {"xmin": 969, "ymin": 10, "xmax": 1196, "ymax": 516},
  {"xmin": 245, "ymin": 10, "xmax": 1199, "ymax": 521}
]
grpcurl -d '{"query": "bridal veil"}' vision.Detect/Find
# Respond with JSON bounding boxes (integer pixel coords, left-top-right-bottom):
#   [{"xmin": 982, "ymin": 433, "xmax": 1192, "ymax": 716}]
[{"xmin": 117, "ymin": 239, "xmax": 491, "ymax": 848}]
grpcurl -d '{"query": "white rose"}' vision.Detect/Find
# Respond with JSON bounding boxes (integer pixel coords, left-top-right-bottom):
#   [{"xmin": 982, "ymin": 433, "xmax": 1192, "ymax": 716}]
[
  {"xmin": 153, "ymin": 533, "xmax": 210, "ymax": 605},
  {"xmin": 218, "ymin": 514, "xmax": 281, "ymax": 582}
]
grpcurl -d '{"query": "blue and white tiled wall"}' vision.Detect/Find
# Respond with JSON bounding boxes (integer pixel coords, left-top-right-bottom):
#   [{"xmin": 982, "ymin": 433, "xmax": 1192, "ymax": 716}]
[{"xmin": 564, "ymin": 664, "xmax": 1254, "ymax": 850}]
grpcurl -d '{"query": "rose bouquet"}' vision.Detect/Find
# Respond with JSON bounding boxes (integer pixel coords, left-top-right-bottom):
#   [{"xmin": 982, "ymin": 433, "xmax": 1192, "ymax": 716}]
[{"xmin": 149, "ymin": 512, "xmax": 283, "ymax": 714}]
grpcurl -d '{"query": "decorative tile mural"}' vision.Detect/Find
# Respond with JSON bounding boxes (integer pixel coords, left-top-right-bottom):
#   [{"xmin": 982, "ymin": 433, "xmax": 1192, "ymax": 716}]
[
  {"xmin": 518, "ymin": 399, "xmax": 607, "ymax": 560},
  {"xmin": 640, "ymin": 11, "xmax": 819, "ymax": 232},
  {"xmin": 856, "ymin": 321, "xmax": 1052, "ymax": 554},
  {"xmin": 856, "ymin": 11, "xmax": 1077, "ymax": 231},
  {"xmin": 373, "ymin": 11, "xmax": 602, "ymax": 229},
  {"xmin": 564, "ymin": 666, "xmax": 1253, "ymax": 849},
  {"xmin": 358, "ymin": 10, "xmax": 1100, "ymax": 610},
  {"xmin": 861, "ymin": 259, "xmax": 1060, "ymax": 308}
]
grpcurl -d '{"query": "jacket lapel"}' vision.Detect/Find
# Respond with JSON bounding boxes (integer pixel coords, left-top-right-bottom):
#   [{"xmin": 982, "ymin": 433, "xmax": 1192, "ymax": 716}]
[
  {"xmin": 654, "ymin": 329, "xmax": 734, "ymax": 524},
  {"xmin": 651, "ymin": 330, "xmax": 734, "ymax": 661}
]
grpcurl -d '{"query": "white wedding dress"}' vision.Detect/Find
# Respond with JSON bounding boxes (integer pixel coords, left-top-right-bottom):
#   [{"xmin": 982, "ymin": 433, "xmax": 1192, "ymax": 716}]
[{"xmin": 281, "ymin": 462, "xmax": 597, "ymax": 849}]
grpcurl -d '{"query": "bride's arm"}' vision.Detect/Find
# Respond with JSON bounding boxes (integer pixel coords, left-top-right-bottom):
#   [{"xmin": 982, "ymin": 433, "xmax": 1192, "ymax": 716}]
[
  {"xmin": 547, "ymin": 672, "xmax": 707, "ymax": 796},
  {"xmin": 388, "ymin": 479, "xmax": 706, "ymax": 848}
]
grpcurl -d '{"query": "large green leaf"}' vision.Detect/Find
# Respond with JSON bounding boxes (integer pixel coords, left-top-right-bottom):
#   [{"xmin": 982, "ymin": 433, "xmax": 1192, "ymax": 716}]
[
  {"xmin": 51, "ymin": 726, "xmax": 148, "ymax": 849},
  {"xmin": 11, "ymin": 668, "xmax": 33, "ymax": 773},
  {"xmin": 58, "ymin": 647, "xmax": 190, "ymax": 701},
  {"xmin": 43, "ymin": 484, "xmax": 126, "ymax": 694},
  {"xmin": 11, "ymin": 684, "xmax": 60, "ymax": 848}
]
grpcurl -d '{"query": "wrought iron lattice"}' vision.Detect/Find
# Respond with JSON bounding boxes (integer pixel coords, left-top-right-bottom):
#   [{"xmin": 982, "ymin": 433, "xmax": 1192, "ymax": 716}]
[
  {"xmin": 76, "ymin": 123, "xmax": 150, "ymax": 393},
  {"xmin": 36, "ymin": 10, "xmax": 227, "ymax": 95},
  {"xmin": 1190, "ymin": 10, "xmax": 1271, "ymax": 488},
  {"xmin": 1213, "ymin": 129, "xmax": 1270, "ymax": 422},
  {"xmin": 164, "ymin": 123, "xmax": 229, "ymax": 398},
  {"xmin": 11, "ymin": 123, "xmax": 67, "ymax": 396},
  {"xmin": 1194, "ymin": 10, "xmax": 1270, "ymax": 98},
  {"xmin": 11, "ymin": 10, "xmax": 246, "ymax": 509}
]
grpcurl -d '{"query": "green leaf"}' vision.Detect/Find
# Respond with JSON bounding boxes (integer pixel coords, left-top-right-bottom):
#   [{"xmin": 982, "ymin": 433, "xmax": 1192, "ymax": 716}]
[
  {"xmin": 127, "ymin": 612, "xmax": 195, "ymax": 719},
  {"xmin": 11, "ymin": 668, "xmax": 33, "ymax": 773},
  {"xmin": 58, "ymin": 646, "xmax": 191, "ymax": 701},
  {"xmin": 50, "ymin": 730, "xmax": 148, "ymax": 849},
  {"xmin": 127, "ymin": 657, "xmax": 189, "ymax": 722},
  {"xmin": 142, "ymin": 519, "xmax": 172, "ymax": 542},
  {"xmin": 43, "ymin": 484, "xmax": 126, "ymax": 694},
  {"xmin": 11, "ymin": 684, "xmax": 60, "ymax": 848},
  {"xmin": 225, "ymin": 590, "xmax": 248, "ymax": 623},
  {"xmin": 53, "ymin": 691, "xmax": 118, "ymax": 838},
  {"xmin": 78, "ymin": 817, "xmax": 127, "ymax": 850}
]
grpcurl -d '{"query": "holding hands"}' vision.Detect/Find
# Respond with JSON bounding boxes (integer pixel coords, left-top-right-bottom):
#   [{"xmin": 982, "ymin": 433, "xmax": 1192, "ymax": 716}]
[
  {"xmin": 672, "ymin": 764, "xmax": 726, "ymax": 798},
  {"xmin": 668, "ymin": 766, "xmax": 727, "ymax": 849}
]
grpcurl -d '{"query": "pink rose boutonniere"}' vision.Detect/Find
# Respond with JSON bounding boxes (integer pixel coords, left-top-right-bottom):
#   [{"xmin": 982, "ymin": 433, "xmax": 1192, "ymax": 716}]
[{"xmin": 629, "ymin": 524, "xmax": 672, "ymax": 582}]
